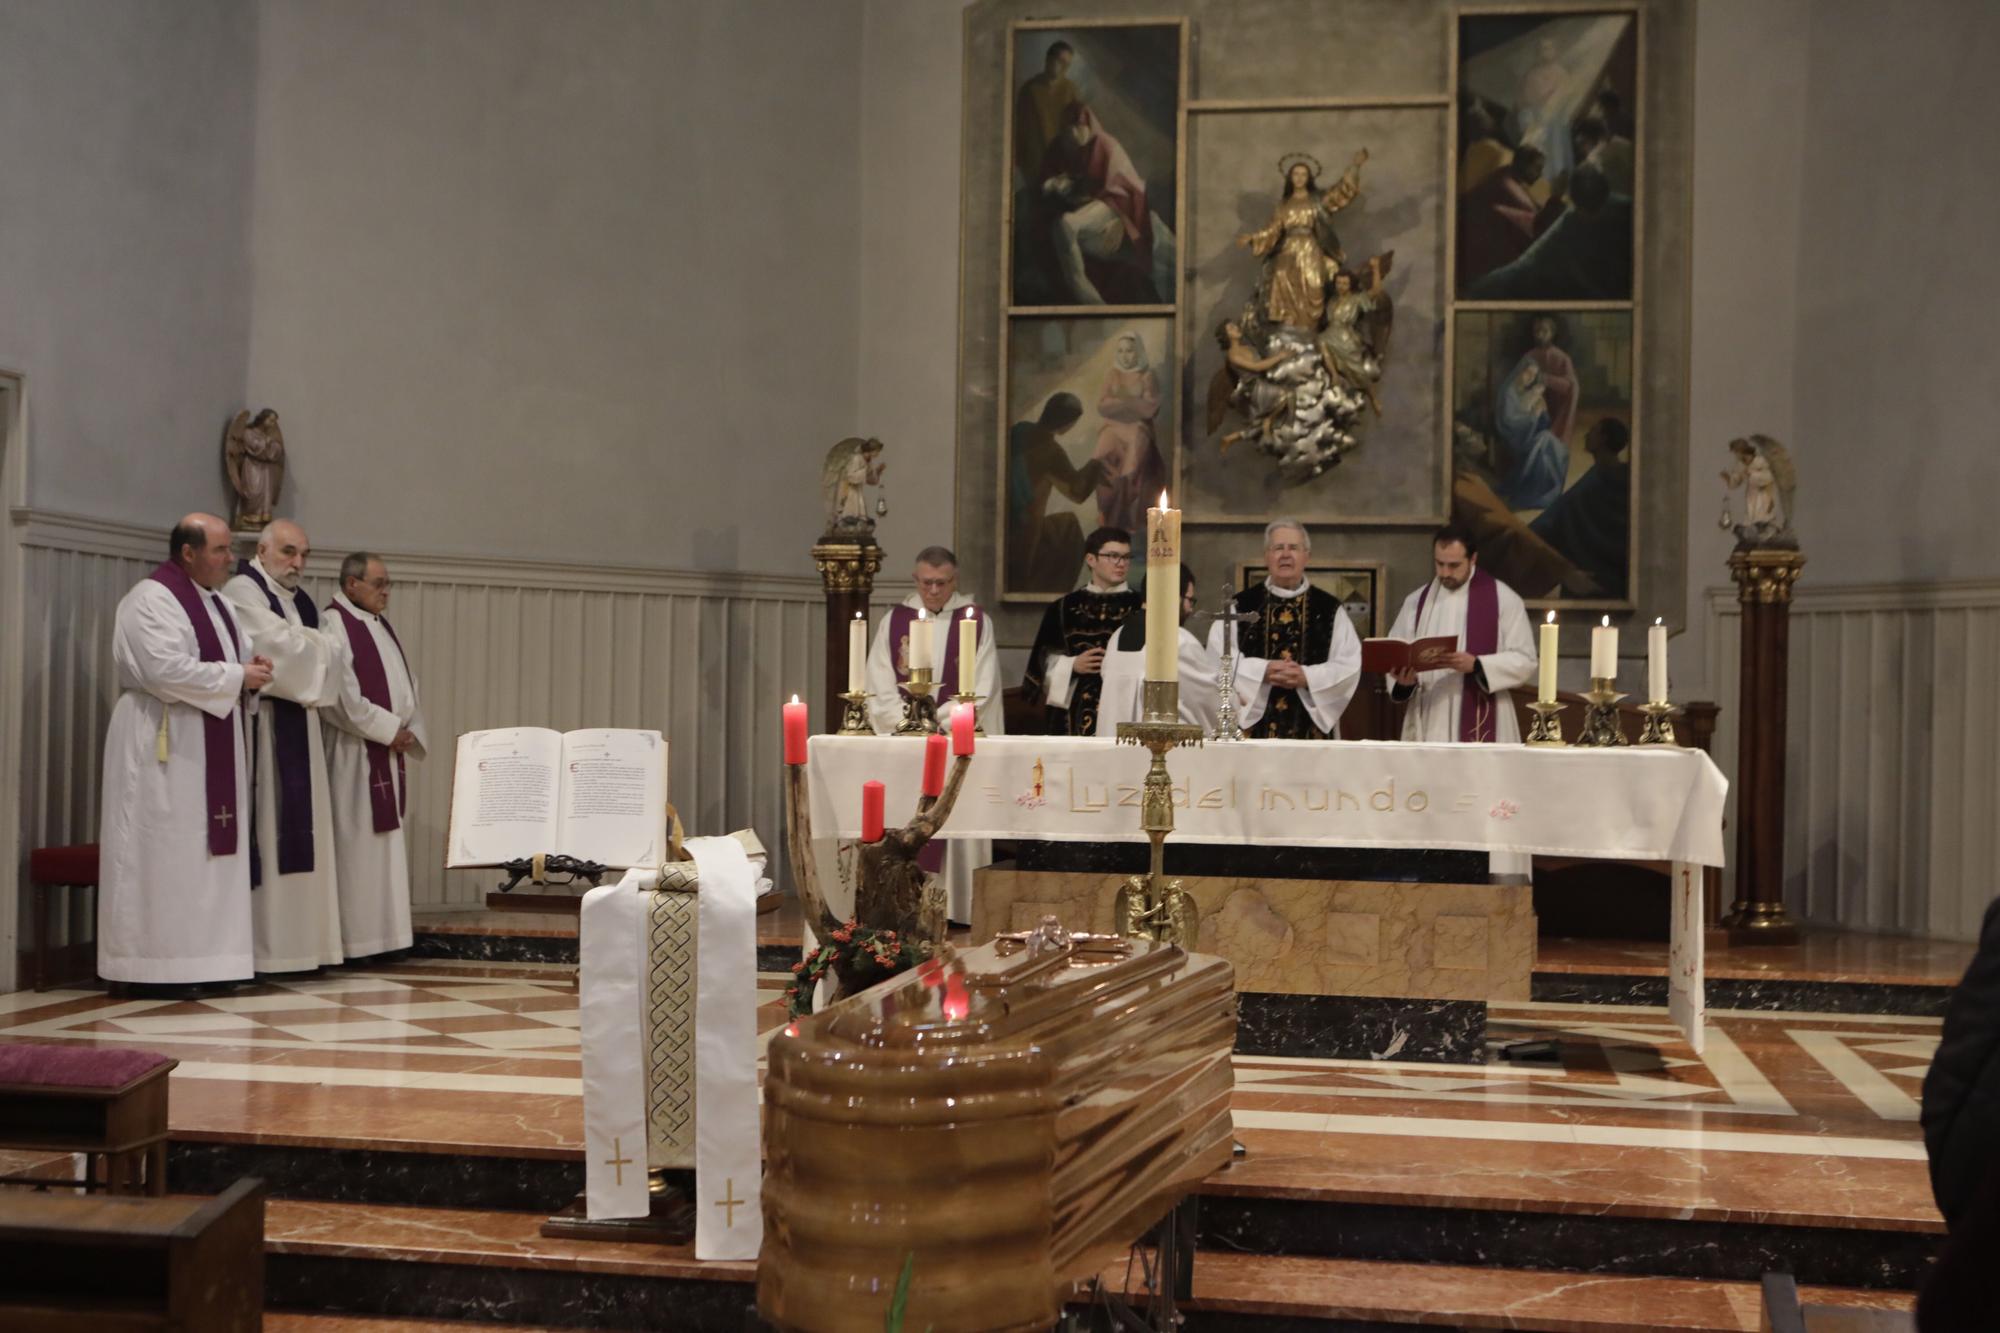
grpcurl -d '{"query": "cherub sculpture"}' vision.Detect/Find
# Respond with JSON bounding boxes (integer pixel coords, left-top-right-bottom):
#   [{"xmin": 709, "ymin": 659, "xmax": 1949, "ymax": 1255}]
[
  {"xmin": 1719, "ymin": 434, "xmax": 1798, "ymax": 549},
  {"xmin": 821, "ymin": 436, "xmax": 888, "ymax": 538},
  {"xmin": 223, "ymin": 409, "xmax": 286, "ymax": 532}
]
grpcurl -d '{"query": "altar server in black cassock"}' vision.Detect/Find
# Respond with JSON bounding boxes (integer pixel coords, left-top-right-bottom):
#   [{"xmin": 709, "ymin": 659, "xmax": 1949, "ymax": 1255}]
[
  {"xmin": 1207, "ymin": 519, "xmax": 1361, "ymax": 739},
  {"xmin": 1022, "ymin": 526, "xmax": 1141, "ymax": 736}
]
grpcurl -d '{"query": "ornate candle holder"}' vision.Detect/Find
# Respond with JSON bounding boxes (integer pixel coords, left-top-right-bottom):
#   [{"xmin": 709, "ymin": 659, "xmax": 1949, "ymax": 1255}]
[
  {"xmin": 1636, "ymin": 700, "xmax": 1683, "ymax": 746},
  {"xmin": 1524, "ymin": 698, "xmax": 1569, "ymax": 746},
  {"xmin": 894, "ymin": 668, "xmax": 941, "ymax": 736},
  {"xmin": 1573, "ymin": 678, "xmax": 1630, "ymax": 747},
  {"xmin": 1113, "ymin": 680, "xmax": 1205, "ymax": 947},
  {"xmin": 836, "ymin": 690, "xmax": 873, "ymax": 736},
  {"xmin": 951, "ymin": 691, "xmax": 985, "ymax": 735}
]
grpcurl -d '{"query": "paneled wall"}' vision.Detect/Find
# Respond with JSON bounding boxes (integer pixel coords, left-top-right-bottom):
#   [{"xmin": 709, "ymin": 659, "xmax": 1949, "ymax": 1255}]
[
  {"xmin": 10, "ymin": 510, "xmax": 829, "ymax": 941},
  {"xmin": 1705, "ymin": 579, "xmax": 2000, "ymax": 942}
]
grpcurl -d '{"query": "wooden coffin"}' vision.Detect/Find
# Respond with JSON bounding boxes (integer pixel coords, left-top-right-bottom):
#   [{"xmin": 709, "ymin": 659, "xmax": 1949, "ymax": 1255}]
[{"xmin": 758, "ymin": 934, "xmax": 1236, "ymax": 1333}]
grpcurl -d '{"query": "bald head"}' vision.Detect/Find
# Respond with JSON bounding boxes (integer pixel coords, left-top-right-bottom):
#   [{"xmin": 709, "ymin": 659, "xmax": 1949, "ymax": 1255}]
[
  {"xmin": 258, "ymin": 519, "xmax": 310, "ymax": 589},
  {"xmin": 169, "ymin": 512, "xmax": 235, "ymax": 590}
]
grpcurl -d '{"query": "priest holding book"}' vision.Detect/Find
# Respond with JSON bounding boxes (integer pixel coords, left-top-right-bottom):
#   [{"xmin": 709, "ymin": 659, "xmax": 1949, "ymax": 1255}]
[
  {"xmin": 1207, "ymin": 519, "xmax": 1361, "ymax": 739},
  {"xmin": 1386, "ymin": 525, "xmax": 1539, "ymax": 745}
]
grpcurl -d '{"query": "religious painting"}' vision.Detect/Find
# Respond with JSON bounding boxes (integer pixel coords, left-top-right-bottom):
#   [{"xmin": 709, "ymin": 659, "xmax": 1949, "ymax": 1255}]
[
  {"xmin": 1182, "ymin": 106, "xmax": 1449, "ymax": 525},
  {"xmin": 1001, "ymin": 316, "xmax": 1177, "ymax": 602},
  {"xmin": 1455, "ymin": 9, "xmax": 1639, "ymax": 300},
  {"xmin": 1234, "ymin": 561, "xmax": 1385, "ymax": 639},
  {"xmin": 1007, "ymin": 22, "xmax": 1185, "ymax": 309},
  {"xmin": 1450, "ymin": 309, "xmax": 1635, "ymax": 608}
]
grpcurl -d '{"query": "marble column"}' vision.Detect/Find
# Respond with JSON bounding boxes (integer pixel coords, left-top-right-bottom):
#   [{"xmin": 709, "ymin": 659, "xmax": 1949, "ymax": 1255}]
[{"xmin": 1722, "ymin": 547, "xmax": 1805, "ymax": 946}]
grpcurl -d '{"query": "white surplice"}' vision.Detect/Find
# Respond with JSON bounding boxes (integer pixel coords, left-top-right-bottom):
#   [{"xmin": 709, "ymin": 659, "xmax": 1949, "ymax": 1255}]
[
  {"xmin": 864, "ymin": 590, "xmax": 1003, "ymax": 923},
  {"xmin": 222, "ymin": 560, "xmax": 346, "ymax": 973},
  {"xmin": 321, "ymin": 591, "xmax": 428, "ymax": 957},
  {"xmin": 1387, "ymin": 576, "xmax": 1538, "ymax": 745},
  {"xmin": 1204, "ymin": 579, "xmax": 1362, "ymax": 736},
  {"xmin": 97, "ymin": 579, "xmax": 254, "ymax": 984},
  {"xmin": 1095, "ymin": 625, "xmax": 1219, "ymax": 736}
]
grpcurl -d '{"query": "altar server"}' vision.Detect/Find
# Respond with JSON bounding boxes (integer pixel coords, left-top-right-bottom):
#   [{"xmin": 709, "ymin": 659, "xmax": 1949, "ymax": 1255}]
[
  {"xmin": 1207, "ymin": 519, "xmax": 1361, "ymax": 739},
  {"xmin": 1096, "ymin": 563, "xmax": 1218, "ymax": 735},
  {"xmin": 1023, "ymin": 526, "xmax": 1142, "ymax": 735},
  {"xmin": 1387, "ymin": 524, "xmax": 1538, "ymax": 744},
  {"xmin": 98, "ymin": 514, "xmax": 273, "ymax": 989},
  {"xmin": 323, "ymin": 552, "xmax": 427, "ymax": 959},
  {"xmin": 222, "ymin": 520, "xmax": 346, "ymax": 973}
]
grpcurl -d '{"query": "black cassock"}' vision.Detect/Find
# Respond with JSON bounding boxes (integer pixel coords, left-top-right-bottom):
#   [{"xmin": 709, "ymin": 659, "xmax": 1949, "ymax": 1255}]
[
  {"xmin": 1230, "ymin": 583, "xmax": 1343, "ymax": 740},
  {"xmin": 1023, "ymin": 588, "xmax": 1142, "ymax": 736}
]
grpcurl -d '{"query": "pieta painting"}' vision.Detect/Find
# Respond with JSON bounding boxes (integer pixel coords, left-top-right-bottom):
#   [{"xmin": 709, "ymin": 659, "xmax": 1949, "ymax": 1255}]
[
  {"xmin": 1007, "ymin": 22, "xmax": 1184, "ymax": 308},
  {"xmin": 1456, "ymin": 9, "xmax": 1638, "ymax": 300},
  {"xmin": 1451, "ymin": 309, "xmax": 1635, "ymax": 606},
  {"xmin": 1002, "ymin": 317, "xmax": 1176, "ymax": 600}
]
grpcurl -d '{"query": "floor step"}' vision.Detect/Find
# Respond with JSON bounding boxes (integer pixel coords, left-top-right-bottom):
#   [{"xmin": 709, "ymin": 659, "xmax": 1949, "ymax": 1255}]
[{"xmin": 267, "ymin": 1316, "xmax": 561, "ymax": 1332}]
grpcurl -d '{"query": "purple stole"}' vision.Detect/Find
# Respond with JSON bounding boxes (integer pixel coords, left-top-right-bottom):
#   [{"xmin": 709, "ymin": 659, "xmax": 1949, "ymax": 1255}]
[
  {"xmin": 239, "ymin": 561, "xmax": 318, "ymax": 883},
  {"xmin": 328, "ymin": 600, "xmax": 409, "ymax": 833},
  {"xmin": 146, "ymin": 561, "xmax": 244, "ymax": 856},
  {"xmin": 1415, "ymin": 568, "xmax": 1500, "ymax": 743},
  {"xmin": 888, "ymin": 604, "xmax": 986, "ymax": 699}
]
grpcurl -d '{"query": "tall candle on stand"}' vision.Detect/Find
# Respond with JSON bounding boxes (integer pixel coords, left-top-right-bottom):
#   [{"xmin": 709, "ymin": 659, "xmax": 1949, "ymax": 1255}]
[
  {"xmin": 958, "ymin": 608, "xmax": 977, "ymax": 698},
  {"xmin": 1649, "ymin": 617, "xmax": 1669, "ymax": 704},
  {"xmin": 910, "ymin": 609, "xmax": 930, "ymax": 673},
  {"xmin": 783, "ymin": 694, "xmax": 808, "ymax": 765},
  {"xmin": 1590, "ymin": 615, "xmax": 1618, "ymax": 681},
  {"xmin": 1144, "ymin": 490, "xmax": 1181, "ymax": 683},
  {"xmin": 1538, "ymin": 611, "xmax": 1559, "ymax": 704},
  {"xmin": 847, "ymin": 612, "xmax": 867, "ymax": 693}
]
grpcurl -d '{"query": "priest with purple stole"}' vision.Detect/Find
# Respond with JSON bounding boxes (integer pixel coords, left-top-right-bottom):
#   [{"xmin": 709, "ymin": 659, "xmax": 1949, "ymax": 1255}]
[
  {"xmin": 323, "ymin": 552, "xmax": 427, "ymax": 960},
  {"xmin": 99, "ymin": 514, "xmax": 274, "ymax": 990},
  {"xmin": 1387, "ymin": 524, "xmax": 1539, "ymax": 745},
  {"xmin": 222, "ymin": 520, "xmax": 347, "ymax": 974}
]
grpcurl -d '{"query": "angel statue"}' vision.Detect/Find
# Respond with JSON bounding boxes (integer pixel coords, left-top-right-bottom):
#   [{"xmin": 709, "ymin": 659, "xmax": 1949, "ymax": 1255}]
[
  {"xmin": 821, "ymin": 436, "xmax": 888, "ymax": 538},
  {"xmin": 1718, "ymin": 434, "xmax": 1798, "ymax": 549},
  {"xmin": 223, "ymin": 408, "xmax": 286, "ymax": 532}
]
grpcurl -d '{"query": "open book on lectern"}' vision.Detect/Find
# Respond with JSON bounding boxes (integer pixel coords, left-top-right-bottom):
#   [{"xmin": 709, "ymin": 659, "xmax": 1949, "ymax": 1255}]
[{"xmin": 446, "ymin": 727, "xmax": 667, "ymax": 869}]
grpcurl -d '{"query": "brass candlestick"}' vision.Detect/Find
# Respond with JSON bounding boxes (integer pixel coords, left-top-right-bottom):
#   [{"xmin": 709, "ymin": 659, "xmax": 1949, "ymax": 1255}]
[
  {"xmin": 1525, "ymin": 698, "xmax": 1568, "ymax": 746},
  {"xmin": 837, "ymin": 690, "xmax": 873, "ymax": 736},
  {"xmin": 1637, "ymin": 700, "xmax": 1682, "ymax": 746},
  {"xmin": 894, "ymin": 667, "xmax": 941, "ymax": 736},
  {"xmin": 951, "ymin": 691, "xmax": 986, "ymax": 735},
  {"xmin": 1113, "ymin": 679, "xmax": 1205, "ymax": 947},
  {"xmin": 1574, "ymin": 678, "xmax": 1629, "ymax": 747}
]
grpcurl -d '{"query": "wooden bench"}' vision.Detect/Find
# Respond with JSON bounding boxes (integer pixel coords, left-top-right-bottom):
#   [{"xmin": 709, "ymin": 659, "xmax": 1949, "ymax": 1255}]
[
  {"xmin": 0, "ymin": 1176, "xmax": 264, "ymax": 1332},
  {"xmin": 0, "ymin": 1044, "xmax": 178, "ymax": 1195}
]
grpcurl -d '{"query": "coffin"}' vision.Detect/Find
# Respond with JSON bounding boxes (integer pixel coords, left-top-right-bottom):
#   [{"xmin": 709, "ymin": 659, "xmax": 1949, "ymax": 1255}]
[{"xmin": 758, "ymin": 933, "xmax": 1236, "ymax": 1333}]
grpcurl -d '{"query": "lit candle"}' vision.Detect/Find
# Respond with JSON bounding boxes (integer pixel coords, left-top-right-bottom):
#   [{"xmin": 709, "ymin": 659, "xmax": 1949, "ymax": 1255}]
[
  {"xmin": 942, "ymin": 972, "xmax": 970, "ymax": 1022},
  {"xmin": 1538, "ymin": 611, "xmax": 1558, "ymax": 704},
  {"xmin": 909, "ymin": 609, "xmax": 931, "ymax": 673},
  {"xmin": 848, "ymin": 612, "xmax": 867, "ymax": 693},
  {"xmin": 921, "ymin": 733, "xmax": 947, "ymax": 797},
  {"xmin": 783, "ymin": 694, "xmax": 808, "ymax": 765},
  {"xmin": 1590, "ymin": 615, "xmax": 1618, "ymax": 681},
  {"xmin": 958, "ymin": 608, "xmax": 977, "ymax": 698},
  {"xmin": 1143, "ymin": 490, "xmax": 1181, "ymax": 683},
  {"xmin": 1649, "ymin": 617, "xmax": 1669, "ymax": 704},
  {"xmin": 860, "ymin": 780, "xmax": 885, "ymax": 842}
]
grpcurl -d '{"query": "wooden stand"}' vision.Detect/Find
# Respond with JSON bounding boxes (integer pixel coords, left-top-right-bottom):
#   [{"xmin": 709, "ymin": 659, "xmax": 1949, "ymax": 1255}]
[
  {"xmin": 811, "ymin": 536, "xmax": 883, "ymax": 734},
  {"xmin": 1723, "ymin": 547, "xmax": 1806, "ymax": 945}
]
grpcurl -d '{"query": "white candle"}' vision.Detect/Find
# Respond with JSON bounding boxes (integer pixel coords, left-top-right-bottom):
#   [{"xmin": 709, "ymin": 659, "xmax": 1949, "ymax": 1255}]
[
  {"xmin": 848, "ymin": 612, "xmax": 867, "ymax": 693},
  {"xmin": 1649, "ymin": 617, "xmax": 1669, "ymax": 704},
  {"xmin": 958, "ymin": 608, "xmax": 977, "ymax": 697},
  {"xmin": 910, "ymin": 609, "xmax": 930, "ymax": 672},
  {"xmin": 1144, "ymin": 491, "xmax": 1180, "ymax": 682},
  {"xmin": 1538, "ymin": 611, "xmax": 1558, "ymax": 704},
  {"xmin": 1590, "ymin": 615, "xmax": 1618, "ymax": 681}
]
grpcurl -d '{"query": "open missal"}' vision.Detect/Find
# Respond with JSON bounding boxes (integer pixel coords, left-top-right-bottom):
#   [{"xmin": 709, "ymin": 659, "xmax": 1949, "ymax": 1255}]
[
  {"xmin": 1359, "ymin": 634, "xmax": 1459, "ymax": 676},
  {"xmin": 446, "ymin": 728, "xmax": 667, "ymax": 869}
]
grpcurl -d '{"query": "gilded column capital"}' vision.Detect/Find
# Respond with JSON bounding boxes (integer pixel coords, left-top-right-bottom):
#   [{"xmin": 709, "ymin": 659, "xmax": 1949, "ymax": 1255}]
[
  {"xmin": 1727, "ymin": 547, "xmax": 1806, "ymax": 606},
  {"xmin": 811, "ymin": 539, "xmax": 884, "ymax": 596}
]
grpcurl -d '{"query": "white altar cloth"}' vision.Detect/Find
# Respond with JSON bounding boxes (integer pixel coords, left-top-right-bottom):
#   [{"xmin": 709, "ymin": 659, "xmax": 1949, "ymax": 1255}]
[{"xmin": 804, "ymin": 736, "xmax": 1723, "ymax": 1050}]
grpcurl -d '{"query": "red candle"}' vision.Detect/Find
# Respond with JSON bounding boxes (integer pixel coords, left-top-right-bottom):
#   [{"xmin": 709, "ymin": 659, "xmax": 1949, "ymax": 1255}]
[
  {"xmin": 951, "ymin": 705, "xmax": 976, "ymax": 757},
  {"xmin": 921, "ymin": 733, "xmax": 947, "ymax": 796},
  {"xmin": 783, "ymin": 695, "xmax": 808, "ymax": 765},
  {"xmin": 942, "ymin": 973, "xmax": 970, "ymax": 1022},
  {"xmin": 860, "ymin": 780, "xmax": 885, "ymax": 842}
]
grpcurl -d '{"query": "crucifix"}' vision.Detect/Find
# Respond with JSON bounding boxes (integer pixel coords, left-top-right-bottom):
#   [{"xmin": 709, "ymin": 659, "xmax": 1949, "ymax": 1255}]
[
  {"xmin": 1211, "ymin": 583, "xmax": 1260, "ymax": 743},
  {"xmin": 603, "ymin": 1137, "xmax": 632, "ymax": 1187},
  {"xmin": 716, "ymin": 1177, "xmax": 744, "ymax": 1228}
]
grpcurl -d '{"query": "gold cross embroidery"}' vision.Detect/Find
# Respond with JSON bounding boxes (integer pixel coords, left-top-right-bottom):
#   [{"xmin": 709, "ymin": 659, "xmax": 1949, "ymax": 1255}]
[
  {"xmin": 716, "ymin": 1177, "xmax": 745, "ymax": 1228},
  {"xmin": 603, "ymin": 1137, "xmax": 632, "ymax": 1187},
  {"xmin": 213, "ymin": 807, "xmax": 233, "ymax": 829}
]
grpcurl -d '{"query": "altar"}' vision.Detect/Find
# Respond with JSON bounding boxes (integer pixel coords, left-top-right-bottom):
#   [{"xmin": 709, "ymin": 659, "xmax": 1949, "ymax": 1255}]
[{"xmin": 805, "ymin": 735, "xmax": 1726, "ymax": 1055}]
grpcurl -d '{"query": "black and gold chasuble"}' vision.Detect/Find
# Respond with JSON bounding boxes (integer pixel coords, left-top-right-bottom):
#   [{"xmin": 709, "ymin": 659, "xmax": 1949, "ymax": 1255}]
[
  {"xmin": 1023, "ymin": 588, "xmax": 1142, "ymax": 736},
  {"xmin": 1231, "ymin": 582, "xmax": 1342, "ymax": 740}
]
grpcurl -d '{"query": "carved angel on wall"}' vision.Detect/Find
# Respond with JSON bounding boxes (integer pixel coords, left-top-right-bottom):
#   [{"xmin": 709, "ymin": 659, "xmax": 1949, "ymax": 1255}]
[{"xmin": 223, "ymin": 409, "xmax": 285, "ymax": 532}]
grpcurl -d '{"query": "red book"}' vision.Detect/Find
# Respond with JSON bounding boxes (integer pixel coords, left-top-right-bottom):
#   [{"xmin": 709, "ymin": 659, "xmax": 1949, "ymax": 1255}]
[{"xmin": 1360, "ymin": 635, "xmax": 1458, "ymax": 675}]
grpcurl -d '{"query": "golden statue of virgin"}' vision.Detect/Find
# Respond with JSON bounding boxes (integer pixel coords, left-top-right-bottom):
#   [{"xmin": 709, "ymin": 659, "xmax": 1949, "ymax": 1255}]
[{"xmin": 1234, "ymin": 149, "xmax": 1369, "ymax": 332}]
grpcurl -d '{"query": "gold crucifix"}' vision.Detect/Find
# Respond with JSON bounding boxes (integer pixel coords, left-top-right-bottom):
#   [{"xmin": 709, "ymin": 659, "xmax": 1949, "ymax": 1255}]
[
  {"xmin": 603, "ymin": 1137, "xmax": 632, "ymax": 1187},
  {"xmin": 716, "ymin": 1177, "xmax": 744, "ymax": 1227}
]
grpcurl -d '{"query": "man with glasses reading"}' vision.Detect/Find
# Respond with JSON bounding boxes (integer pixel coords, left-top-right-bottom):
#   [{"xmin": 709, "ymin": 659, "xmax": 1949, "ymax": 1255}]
[
  {"xmin": 1207, "ymin": 519, "xmax": 1361, "ymax": 739},
  {"xmin": 1022, "ymin": 526, "xmax": 1142, "ymax": 736}
]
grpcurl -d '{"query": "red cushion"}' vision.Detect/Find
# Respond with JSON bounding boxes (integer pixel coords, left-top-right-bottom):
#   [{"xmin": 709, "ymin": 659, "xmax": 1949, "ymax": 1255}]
[
  {"xmin": 0, "ymin": 1043, "xmax": 171, "ymax": 1089},
  {"xmin": 28, "ymin": 844, "xmax": 99, "ymax": 886}
]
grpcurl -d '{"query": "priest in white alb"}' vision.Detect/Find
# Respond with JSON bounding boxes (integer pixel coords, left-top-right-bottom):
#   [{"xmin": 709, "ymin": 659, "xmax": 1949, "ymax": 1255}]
[
  {"xmin": 98, "ymin": 514, "xmax": 274, "ymax": 990},
  {"xmin": 1206, "ymin": 520, "xmax": 1362, "ymax": 739},
  {"xmin": 1386, "ymin": 524, "xmax": 1539, "ymax": 745},
  {"xmin": 222, "ymin": 520, "xmax": 347, "ymax": 974},
  {"xmin": 323, "ymin": 552, "xmax": 427, "ymax": 959}
]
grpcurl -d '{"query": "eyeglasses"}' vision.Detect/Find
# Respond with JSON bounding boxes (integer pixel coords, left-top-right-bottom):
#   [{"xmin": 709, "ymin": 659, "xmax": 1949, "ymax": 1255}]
[{"xmin": 1094, "ymin": 550, "xmax": 1133, "ymax": 563}]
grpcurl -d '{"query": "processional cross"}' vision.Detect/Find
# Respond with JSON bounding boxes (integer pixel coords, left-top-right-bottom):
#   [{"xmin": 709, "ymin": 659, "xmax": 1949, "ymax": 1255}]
[{"xmin": 1212, "ymin": 584, "xmax": 1260, "ymax": 744}]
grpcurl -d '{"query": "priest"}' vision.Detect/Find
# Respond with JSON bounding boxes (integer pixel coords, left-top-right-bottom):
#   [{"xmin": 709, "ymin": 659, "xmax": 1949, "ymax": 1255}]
[
  {"xmin": 98, "ymin": 513, "xmax": 274, "ymax": 991},
  {"xmin": 1022, "ymin": 526, "xmax": 1141, "ymax": 735},
  {"xmin": 323, "ymin": 552, "xmax": 427, "ymax": 960},
  {"xmin": 1386, "ymin": 525, "xmax": 1538, "ymax": 744},
  {"xmin": 1095, "ymin": 563, "xmax": 1218, "ymax": 734},
  {"xmin": 222, "ymin": 520, "xmax": 347, "ymax": 974},
  {"xmin": 1207, "ymin": 519, "xmax": 1361, "ymax": 738}
]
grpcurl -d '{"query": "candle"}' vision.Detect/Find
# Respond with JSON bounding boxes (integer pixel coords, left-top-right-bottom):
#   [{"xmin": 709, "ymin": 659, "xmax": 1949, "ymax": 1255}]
[
  {"xmin": 951, "ymin": 704, "xmax": 976, "ymax": 756},
  {"xmin": 1143, "ymin": 490, "xmax": 1181, "ymax": 682},
  {"xmin": 848, "ymin": 612, "xmax": 867, "ymax": 693},
  {"xmin": 1590, "ymin": 615, "xmax": 1618, "ymax": 681},
  {"xmin": 942, "ymin": 973, "xmax": 970, "ymax": 1022},
  {"xmin": 783, "ymin": 694, "xmax": 808, "ymax": 765},
  {"xmin": 860, "ymin": 780, "xmax": 885, "ymax": 842},
  {"xmin": 921, "ymin": 733, "xmax": 947, "ymax": 797},
  {"xmin": 1649, "ymin": 617, "xmax": 1669, "ymax": 704},
  {"xmin": 958, "ymin": 608, "xmax": 977, "ymax": 697},
  {"xmin": 1538, "ymin": 611, "xmax": 1558, "ymax": 704},
  {"xmin": 909, "ymin": 610, "xmax": 930, "ymax": 672}
]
